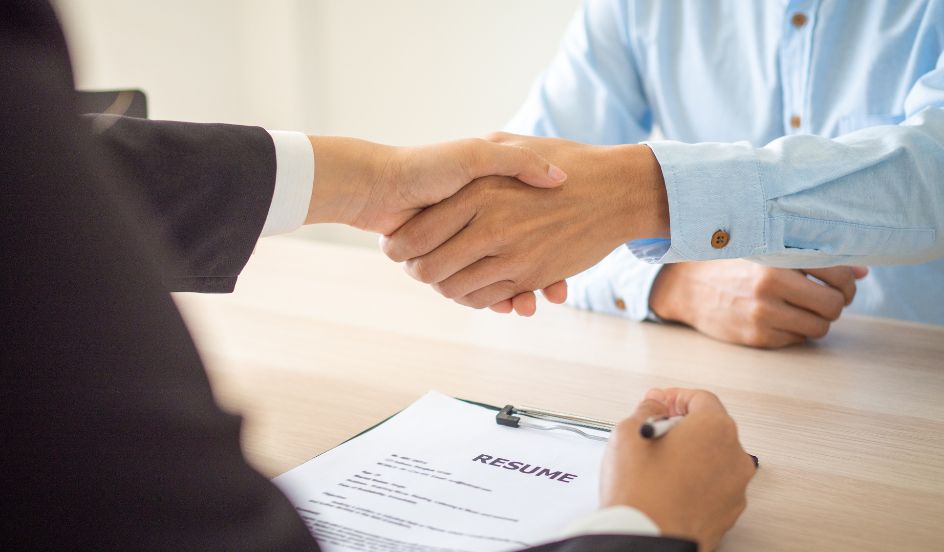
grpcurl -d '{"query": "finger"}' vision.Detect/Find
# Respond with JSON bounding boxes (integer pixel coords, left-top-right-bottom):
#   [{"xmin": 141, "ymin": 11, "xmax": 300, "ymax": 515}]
[
  {"xmin": 851, "ymin": 265, "xmax": 869, "ymax": 279},
  {"xmin": 803, "ymin": 266, "xmax": 858, "ymax": 305},
  {"xmin": 657, "ymin": 388, "xmax": 728, "ymax": 417},
  {"xmin": 488, "ymin": 300, "xmax": 514, "ymax": 314},
  {"xmin": 541, "ymin": 280, "xmax": 568, "ymax": 304},
  {"xmin": 765, "ymin": 301, "xmax": 832, "ymax": 339},
  {"xmin": 454, "ymin": 278, "xmax": 519, "ymax": 310},
  {"xmin": 644, "ymin": 388, "xmax": 668, "ymax": 404},
  {"xmin": 381, "ymin": 193, "xmax": 475, "ymax": 263},
  {"xmin": 627, "ymin": 397, "xmax": 671, "ymax": 425},
  {"xmin": 463, "ymin": 139, "xmax": 567, "ymax": 188},
  {"xmin": 404, "ymin": 226, "xmax": 490, "ymax": 284},
  {"xmin": 742, "ymin": 326, "xmax": 806, "ymax": 349},
  {"xmin": 512, "ymin": 292, "xmax": 537, "ymax": 317},
  {"xmin": 436, "ymin": 256, "xmax": 512, "ymax": 302},
  {"xmin": 776, "ymin": 269, "xmax": 846, "ymax": 320}
]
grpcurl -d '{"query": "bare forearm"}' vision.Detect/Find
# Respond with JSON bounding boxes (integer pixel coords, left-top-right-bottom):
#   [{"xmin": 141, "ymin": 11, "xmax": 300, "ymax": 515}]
[{"xmin": 305, "ymin": 136, "xmax": 395, "ymax": 227}]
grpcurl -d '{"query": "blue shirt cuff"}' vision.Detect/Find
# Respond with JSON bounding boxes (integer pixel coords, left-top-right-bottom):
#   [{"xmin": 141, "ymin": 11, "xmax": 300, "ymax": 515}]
[{"xmin": 637, "ymin": 141, "xmax": 768, "ymax": 263}]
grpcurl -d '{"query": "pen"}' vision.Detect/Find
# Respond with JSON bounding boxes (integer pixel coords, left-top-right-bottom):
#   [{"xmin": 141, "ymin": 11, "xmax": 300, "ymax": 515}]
[
  {"xmin": 640, "ymin": 415, "xmax": 760, "ymax": 468},
  {"xmin": 639, "ymin": 415, "xmax": 683, "ymax": 438}
]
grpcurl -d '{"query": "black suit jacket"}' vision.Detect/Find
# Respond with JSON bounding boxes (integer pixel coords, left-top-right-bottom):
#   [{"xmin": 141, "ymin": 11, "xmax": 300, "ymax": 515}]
[{"xmin": 2, "ymin": 2, "xmax": 695, "ymax": 550}]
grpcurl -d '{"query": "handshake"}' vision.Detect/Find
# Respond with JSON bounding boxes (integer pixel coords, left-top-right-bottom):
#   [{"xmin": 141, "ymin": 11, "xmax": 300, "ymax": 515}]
[
  {"xmin": 306, "ymin": 134, "xmax": 758, "ymax": 550},
  {"xmin": 307, "ymin": 132, "xmax": 670, "ymax": 315}
]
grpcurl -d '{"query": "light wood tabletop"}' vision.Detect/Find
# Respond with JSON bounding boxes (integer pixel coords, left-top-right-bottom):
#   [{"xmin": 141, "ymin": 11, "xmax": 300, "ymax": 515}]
[{"xmin": 174, "ymin": 236, "xmax": 944, "ymax": 552}]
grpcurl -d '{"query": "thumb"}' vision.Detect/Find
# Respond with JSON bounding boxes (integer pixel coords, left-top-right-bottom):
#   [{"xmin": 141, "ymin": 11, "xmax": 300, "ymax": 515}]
[
  {"xmin": 629, "ymin": 397, "xmax": 671, "ymax": 425},
  {"xmin": 465, "ymin": 140, "xmax": 567, "ymax": 189}
]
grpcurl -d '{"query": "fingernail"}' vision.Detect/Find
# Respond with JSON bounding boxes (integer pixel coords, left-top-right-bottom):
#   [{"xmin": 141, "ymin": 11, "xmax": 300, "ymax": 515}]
[{"xmin": 547, "ymin": 164, "xmax": 567, "ymax": 182}]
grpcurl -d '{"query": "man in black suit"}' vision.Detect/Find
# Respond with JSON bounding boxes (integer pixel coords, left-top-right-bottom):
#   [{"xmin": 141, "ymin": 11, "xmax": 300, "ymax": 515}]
[{"xmin": 2, "ymin": 1, "xmax": 754, "ymax": 550}]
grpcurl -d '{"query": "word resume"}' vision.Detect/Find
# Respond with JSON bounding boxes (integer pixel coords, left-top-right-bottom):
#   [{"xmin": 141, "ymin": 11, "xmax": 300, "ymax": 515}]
[{"xmin": 274, "ymin": 391, "xmax": 609, "ymax": 551}]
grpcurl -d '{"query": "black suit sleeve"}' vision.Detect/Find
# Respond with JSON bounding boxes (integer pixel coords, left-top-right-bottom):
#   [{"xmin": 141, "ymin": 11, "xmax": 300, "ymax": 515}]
[
  {"xmin": 86, "ymin": 114, "xmax": 279, "ymax": 292},
  {"xmin": 3, "ymin": 2, "xmax": 315, "ymax": 551},
  {"xmin": 523, "ymin": 535, "xmax": 697, "ymax": 552}
]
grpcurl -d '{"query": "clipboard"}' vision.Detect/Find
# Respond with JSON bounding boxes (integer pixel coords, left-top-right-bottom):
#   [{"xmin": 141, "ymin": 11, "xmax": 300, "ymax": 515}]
[
  {"xmin": 340, "ymin": 397, "xmax": 757, "ymax": 467},
  {"xmin": 274, "ymin": 391, "xmax": 615, "ymax": 551},
  {"xmin": 341, "ymin": 397, "xmax": 614, "ymax": 449}
]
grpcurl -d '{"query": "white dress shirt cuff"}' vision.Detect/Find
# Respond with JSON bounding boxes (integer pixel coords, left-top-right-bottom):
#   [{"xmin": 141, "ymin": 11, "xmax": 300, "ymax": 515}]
[
  {"xmin": 260, "ymin": 130, "xmax": 314, "ymax": 237},
  {"xmin": 560, "ymin": 505, "xmax": 661, "ymax": 539}
]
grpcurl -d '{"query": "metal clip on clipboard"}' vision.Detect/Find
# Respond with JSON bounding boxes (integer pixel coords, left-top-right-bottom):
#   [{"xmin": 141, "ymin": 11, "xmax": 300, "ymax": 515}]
[{"xmin": 496, "ymin": 404, "xmax": 614, "ymax": 442}]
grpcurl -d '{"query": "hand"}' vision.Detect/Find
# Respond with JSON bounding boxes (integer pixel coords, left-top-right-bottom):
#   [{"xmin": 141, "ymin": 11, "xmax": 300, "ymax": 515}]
[
  {"xmin": 305, "ymin": 136, "xmax": 568, "ymax": 235},
  {"xmin": 649, "ymin": 260, "xmax": 869, "ymax": 348},
  {"xmin": 601, "ymin": 388, "xmax": 756, "ymax": 551},
  {"xmin": 382, "ymin": 133, "xmax": 669, "ymax": 310}
]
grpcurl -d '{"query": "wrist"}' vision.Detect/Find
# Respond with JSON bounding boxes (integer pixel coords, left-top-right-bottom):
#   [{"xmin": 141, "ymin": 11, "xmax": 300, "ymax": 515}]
[
  {"xmin": 607, "ymin": 144, "xmax": 669, "ymax": 244},
  {"xmin": 601, "ymin": 498, "xmax": 697, "ymax": 546},
  {"xmin": 305, "ymin": 136, "xmax": 396, "ymax": 227},
  {"xmin": 648, "ymin": 264, "xmax": 692, "ymax": 324}
]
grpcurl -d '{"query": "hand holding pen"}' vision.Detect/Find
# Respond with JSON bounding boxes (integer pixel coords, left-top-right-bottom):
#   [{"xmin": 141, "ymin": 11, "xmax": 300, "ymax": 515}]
[
  {"xmin": 641, "ymin": 415, "xmax": 760, "ymax": 467},
  {"xmin": 599, "ymin": 388, "xmax": 757, "ymax": 552}
]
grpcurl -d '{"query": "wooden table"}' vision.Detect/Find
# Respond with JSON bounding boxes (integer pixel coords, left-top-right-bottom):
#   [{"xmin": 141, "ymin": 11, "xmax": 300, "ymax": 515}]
[{"xmin": 174, "ymin": 237, "xmax": 944, "ymax": 552}]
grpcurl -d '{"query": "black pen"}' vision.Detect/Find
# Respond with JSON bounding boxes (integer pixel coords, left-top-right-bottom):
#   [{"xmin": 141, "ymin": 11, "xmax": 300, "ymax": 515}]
[{"xmin": 640, "ymin": 415, "xmax": 760, "ymax": 468}]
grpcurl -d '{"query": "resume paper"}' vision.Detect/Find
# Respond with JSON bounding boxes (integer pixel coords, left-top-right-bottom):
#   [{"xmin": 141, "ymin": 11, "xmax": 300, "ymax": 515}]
[{"xmin": 274, "ymin": 391, "xmax": 609, "ymax": 551}]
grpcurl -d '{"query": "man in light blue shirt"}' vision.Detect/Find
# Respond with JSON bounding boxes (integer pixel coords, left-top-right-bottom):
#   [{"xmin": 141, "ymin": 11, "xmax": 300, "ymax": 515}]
[
  {"xmin": 384, "ymin": 0, "xmax": 944, "ymax": 345},
  {"xmin": 501, "ymin": 0, "xmax": 944, "ymax": 343}
]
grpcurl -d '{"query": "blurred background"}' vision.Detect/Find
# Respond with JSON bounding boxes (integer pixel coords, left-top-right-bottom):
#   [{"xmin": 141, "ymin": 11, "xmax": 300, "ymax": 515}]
[{"xmin": 54, "ymin": 0, "xmax": 580, "ymax": 247}]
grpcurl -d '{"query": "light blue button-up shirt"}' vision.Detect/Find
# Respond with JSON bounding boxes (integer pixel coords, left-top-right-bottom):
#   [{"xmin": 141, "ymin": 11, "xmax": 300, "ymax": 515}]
[{"xmin": 507, "ymin": 0, "xmax": 944, "ymax": 325}]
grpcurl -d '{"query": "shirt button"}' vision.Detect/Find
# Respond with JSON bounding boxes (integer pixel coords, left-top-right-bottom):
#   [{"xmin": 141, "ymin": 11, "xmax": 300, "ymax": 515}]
[
  {"xmin": 711, "ymin": 229, "xmax": 730, "ymax": 249},
  {"xmin": 791, "ymin": 12, "xmax": 808, "ymax": 28},
  {"xmin": 614, "ymin": 298, "xmax": 627, "ymax": 311},
  {"xmin": 790, "ymin": 115, "xmax": 802, "ymax": 129}
]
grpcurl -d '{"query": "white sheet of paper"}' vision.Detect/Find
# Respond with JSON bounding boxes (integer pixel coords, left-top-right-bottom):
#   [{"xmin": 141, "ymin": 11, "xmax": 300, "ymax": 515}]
[{"xmin": 273, "ymin": 391, "xmax": 609, "ymax": 552}]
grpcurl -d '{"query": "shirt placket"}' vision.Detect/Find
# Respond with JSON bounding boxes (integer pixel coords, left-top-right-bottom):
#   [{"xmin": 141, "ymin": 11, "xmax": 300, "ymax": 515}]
[{"xmin": 779, "ymin": 0, "xmax": 818, "ymax": 135}]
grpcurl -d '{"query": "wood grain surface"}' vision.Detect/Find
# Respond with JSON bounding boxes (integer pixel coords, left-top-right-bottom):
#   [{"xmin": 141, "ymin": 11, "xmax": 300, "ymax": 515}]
[{"xmin": 174, "ymin": 237, "xmax": 944, "ymax": 551}]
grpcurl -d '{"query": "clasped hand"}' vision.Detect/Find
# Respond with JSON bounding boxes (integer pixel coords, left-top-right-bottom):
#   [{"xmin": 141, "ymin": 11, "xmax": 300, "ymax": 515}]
[{"xmin": 382, "ymin": 133, "xmax": 668, "ymax": 315}]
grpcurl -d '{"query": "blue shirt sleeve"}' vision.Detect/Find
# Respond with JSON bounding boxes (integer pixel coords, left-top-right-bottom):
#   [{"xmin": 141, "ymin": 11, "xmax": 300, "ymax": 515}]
[
  {"xmin": 566, "ymin": 247, "xmax": 664, "ymax": 322},
  {"xmin": 505, "ymin": 0, "xmax": 652, "ymax": 145},
  {"xmin": 638, "ymin": 53, "xmax": 944, "ymax": 268}
]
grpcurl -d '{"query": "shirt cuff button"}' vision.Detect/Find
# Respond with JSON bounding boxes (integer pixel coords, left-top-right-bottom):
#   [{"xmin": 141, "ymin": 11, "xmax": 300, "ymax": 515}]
[{"xmin": 711, "ymin": 229, "xmax": 730, "ymax": 249}]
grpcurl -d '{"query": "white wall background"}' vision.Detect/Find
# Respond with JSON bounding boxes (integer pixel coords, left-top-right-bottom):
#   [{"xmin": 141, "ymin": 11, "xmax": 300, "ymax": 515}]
[{"xmin": 55, "ymin": 0, "xmax": 579, "ymax": 246}]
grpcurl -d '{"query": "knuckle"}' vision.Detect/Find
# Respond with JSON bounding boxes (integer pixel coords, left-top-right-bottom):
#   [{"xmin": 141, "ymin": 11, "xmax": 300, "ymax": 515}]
[
  {"xmin": 810, "ymin": 319, "xmax": 831, "ymax": 338},
  {"xmin": 466, "ymin": 296, "xmax": 491, "ymax": 309},
  {"xmin": 696, "ymin": 390, "xmax": 722, "ymax": 405},
  {"xmin": 746, "ymin": 301, "xmax": 771, "ymax": 325},
  {"xmin": 516, "ymin": 273, "xmax": 540, "ymax": 294},
  {"xmin": 486, "ymin": 222, "xmax": 509, "ymax": 249},
  {"xmin": 382, "ymin": 236, "xmax": 406, "ymax": 262},
  {"xmin": 389, "ymin": 231, "xmax": 430, "ymax": 262},
  {"xmin": 483, "ymin": 131, "xmax": 509, "ymax": 143},
  {"xmin": 751, "ymin": 269, "xmax": 778, "ymax": 296},
  {"xmin": 823, "ymin": 293, "xmax": 844, "ymax": 320},
  {"xmin": 451, "ymin": 294, "xmax": 474, "ymax": 307},
  {"xmin": 407, "ymin": 258, "xmax": 436, "ymax": 284},
  {"xmin": 466, "ymin": 177, "xmax": 499, "ymax": 204},
  {"xmin": 743, "ymin": 328, "xmax": 773, "ymax": 349},
  {"xmin": 431, "ymin": 281, "xmax": 458, "ymax": 300}
]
